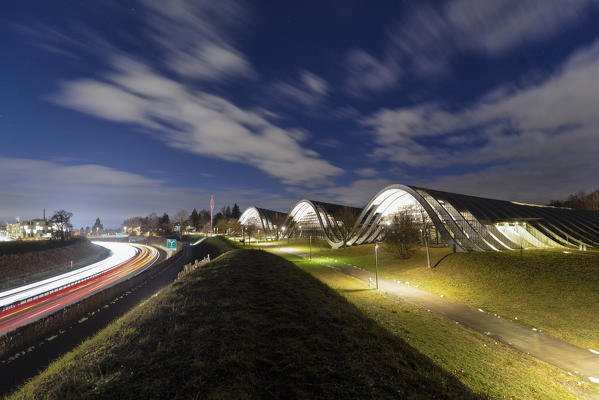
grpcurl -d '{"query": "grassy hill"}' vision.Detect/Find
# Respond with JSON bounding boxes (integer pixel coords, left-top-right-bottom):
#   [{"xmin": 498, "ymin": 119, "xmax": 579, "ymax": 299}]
[{"xmin": 8, "ymin": 242, "xmax": 477, "ymax": 399}]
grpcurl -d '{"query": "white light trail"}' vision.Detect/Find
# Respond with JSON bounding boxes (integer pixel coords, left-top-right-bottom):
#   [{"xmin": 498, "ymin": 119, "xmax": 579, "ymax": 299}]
[{"xmin": 0, "ymin": 241, "xmax": 138, "ymax": 309}]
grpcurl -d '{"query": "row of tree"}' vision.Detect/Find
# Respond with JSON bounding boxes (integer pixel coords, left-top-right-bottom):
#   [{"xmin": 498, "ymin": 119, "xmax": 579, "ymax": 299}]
[
  {"xmin": 121, "ymin": 203, "xmax": 242, "ymax": 235},
  {"xmin": 549, "ymin": 190, "xmax": 599, "ymax": 211}
]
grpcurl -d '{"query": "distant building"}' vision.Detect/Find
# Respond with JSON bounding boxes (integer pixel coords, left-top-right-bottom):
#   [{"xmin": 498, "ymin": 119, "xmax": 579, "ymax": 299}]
[{"xmin": 6, "ymin": 219, "xmax": 57, "ymax": 239}]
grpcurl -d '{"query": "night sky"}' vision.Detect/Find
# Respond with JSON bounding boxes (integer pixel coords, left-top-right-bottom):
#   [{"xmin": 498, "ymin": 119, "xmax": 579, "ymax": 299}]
[{"xmin": 2, "ymin": 0, "xmax": 599, "ymax": 228}]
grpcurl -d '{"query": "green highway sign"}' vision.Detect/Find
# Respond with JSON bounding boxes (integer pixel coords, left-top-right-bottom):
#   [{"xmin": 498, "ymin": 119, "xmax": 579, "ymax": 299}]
[{"xmin": 166, "ymin": 239, "xmax": 177, "ymax": 250}]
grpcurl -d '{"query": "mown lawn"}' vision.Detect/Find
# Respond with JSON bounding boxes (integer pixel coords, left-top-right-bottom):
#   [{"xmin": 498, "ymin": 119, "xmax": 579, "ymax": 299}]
[
  {"xmin": 8, "ymin": 242, "xmax": 479, "ymax": 399},
  {"xmin": 264, "ymin": 239, "xmax": 599, "ymax": 351},
  {"xmin": 281, "ymin": 253, "xmax": 599, "ymax": 399}
]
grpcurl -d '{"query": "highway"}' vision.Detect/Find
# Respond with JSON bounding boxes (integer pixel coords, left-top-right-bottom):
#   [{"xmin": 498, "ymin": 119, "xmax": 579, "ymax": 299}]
[{"xmin": 0, "ymin": 241, "xmax": 159, "ymax": 335}]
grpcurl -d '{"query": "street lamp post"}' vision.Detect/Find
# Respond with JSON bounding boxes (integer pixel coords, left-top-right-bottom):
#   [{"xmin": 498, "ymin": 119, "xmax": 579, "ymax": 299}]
[
  {"xmin": 309, "ymin": 234, "xmax": 312, "ymax": 260},
  {"xmin": 374, "ymin": 243, "xmax": 380, "ymax": 289},
  {"xmin": 420, "ymin": 228, "xmax": 431, "ymax": 268}
]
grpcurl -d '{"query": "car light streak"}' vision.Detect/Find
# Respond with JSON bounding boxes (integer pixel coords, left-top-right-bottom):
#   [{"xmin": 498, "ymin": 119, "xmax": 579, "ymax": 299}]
[
  {"xmin": 0, "ymin": 242, "xmax": 137, "ymax": 309},
  {"xmin": 0, "ymin": 242, "xmax": 159, "ymax": 335}
]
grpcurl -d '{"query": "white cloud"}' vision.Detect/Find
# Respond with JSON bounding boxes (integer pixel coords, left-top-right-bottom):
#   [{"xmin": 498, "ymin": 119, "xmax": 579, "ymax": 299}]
[
  {"xmin": 345, "ymin": 49, "xmax": 400, "ymax": 96},
  {"xmin": 270, "ymin": 69, "xmax": 330, "ymax": 108},
  {"xmin": 300, "ymin": 70, "xmax": 329, "ymax": 95},
  {"xmin": 0, "ymin": 158, "xmax": 297, "ymax": 228},
  {"xmin": 363, "ymin": 36, "xmax": 599, "ymax": 202},
  {"xmin": 50, "ymin": 58, "xmax": 342, "ymax": 186},
  {"xmin": 167, "ymin": 43, "xmax": 255, "ymax": 81},
  {"xmin": 142, "ymin": 0, "xmax": 256, "ymax": 82},
  {"xmin": 355, "ymin": 168, "xmax": 378, "ymax": 178},
  {"xmin": 298, "ymin": 178, "xmax": 393, "ymax": 207},
  {"xmin": 446, "ymin": 0, "xmax": 595, "ymax": 55},
  {"xmin": 349, "ymin": 0, "xmax": 598, "ymax": 91}
]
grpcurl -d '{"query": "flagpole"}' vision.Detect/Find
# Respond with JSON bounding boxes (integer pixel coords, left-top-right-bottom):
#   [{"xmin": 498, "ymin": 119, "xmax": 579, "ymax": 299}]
[{"xmin": 210, "ymin": 194, "xmax": 214, "ymax": 236}]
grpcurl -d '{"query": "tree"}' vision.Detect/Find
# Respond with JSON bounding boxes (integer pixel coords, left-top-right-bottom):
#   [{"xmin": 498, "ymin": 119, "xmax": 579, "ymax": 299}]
[
  {"xmin": 50, "ymin": 210, "xmax": 73, "ymax": 241},
  {"xmin": 245, "ymin": 224, "xmax": 257, "ymax": 246},
  {"xmin": 270, "ymin": 213, "xmax": 287, "ymax": 240},
  {"xmin": 225, "ymin": 206, "xmax": 231, "ymax": 219},
  {"xmin": 384, "ymin": 210, "xmax": 419, "ymax": 259},
  {"xmin": 146, "ymin": 212, "xmax": 159, "ymax": 234},
  {"xmin": 231, "ymin": 203, "xmax": 241, "ymax": 219},
  {"xmin": 159, "ymin": 213, "xmax": 171, "ymax": 233},
  {"xmin": 227, "ymin": 219, "xmax": 242, "ymax": 235},
  {"xmin": 190, "ymin": 208, "xmax": 200, "ymax": 230},
  {"xmin": 92, "ymin": 217, "xmax": 103, "ymax": 234},
  {"xmin": 216, "ymin": 218, "xmax": 228, "ymax": 235},
  {"xmin": 549, "ymin": 189, "xmax": 599, "ymax": 211},
  {"xmin": 174, "ymin": 210, "xmax": 189, "ymax": 236},
  {"xmin": 85, "ymin": 226, "xmax": 91, "ymax": 236},
  {"xmin": 334, "ymin": 206, "xmax": 359, "ymax": 249}
]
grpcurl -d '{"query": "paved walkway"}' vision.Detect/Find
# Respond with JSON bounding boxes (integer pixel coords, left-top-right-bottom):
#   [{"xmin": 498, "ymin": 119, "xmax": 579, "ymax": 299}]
[{"xmin": 289, "ymin": 250, "xmax": 599, "ymax": 384}]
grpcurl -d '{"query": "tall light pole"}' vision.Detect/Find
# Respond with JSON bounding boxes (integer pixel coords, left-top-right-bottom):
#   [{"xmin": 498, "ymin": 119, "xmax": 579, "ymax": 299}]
[
  {"xmin": 421, "ymin": 228, "xmax": 431, "ymax": 268},
  {"xmin": 374, "ymin": 243, "xmax": 380, "ymax": 289},
  {"xmin": 309, "ymin": 234, "xmax": 312, "ymax": 260}
]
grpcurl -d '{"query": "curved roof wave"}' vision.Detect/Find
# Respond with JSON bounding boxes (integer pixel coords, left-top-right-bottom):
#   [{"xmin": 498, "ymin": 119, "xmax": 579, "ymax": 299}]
[{"xmin": 240, "ymin": 184, "xmax": 599, "ymax": 251}]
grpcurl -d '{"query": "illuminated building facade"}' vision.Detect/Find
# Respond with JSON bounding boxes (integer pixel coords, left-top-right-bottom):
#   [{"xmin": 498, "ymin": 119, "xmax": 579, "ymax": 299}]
[
  {"xmin": 240, "ymin": 184, "xmax": 599, "ymax": 251},
  {"xmin": 238, "ymin": 207, "xmax": 288, "ymax": 240}
]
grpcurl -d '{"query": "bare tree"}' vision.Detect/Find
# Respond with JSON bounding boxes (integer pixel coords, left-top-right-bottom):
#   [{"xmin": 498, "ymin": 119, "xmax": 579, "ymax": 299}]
[
  {"xmin": 270, "ymin": 213, "xmax": 287, "ymax": 240},
  {"xmin": 50, "ymin": 210, "xmax": 73, "ymax": 241},
  {"xmin": 333, "ymin": 206, "xmax": 359, "ymax": 250},
  {"xmin": 245, "ymin": 224, "xmax": 257, "ymax": 246},
  {"xmin": 216, "ymin": 217, "xmax": 228, "ymax": 235},
  {"xmin": 226, "ymin": 219, "xmax": 242, "ymax": 235},
  {"xmin": 549, "ymin": 189, "xmax": 599, "ymax": 211},
  {"xmin": 146, "ymin": 212, "xmax": 159, "ymax": 235},
  {"xmin": 174, "ymin": 210, "xmax": 189, "ymax": 237},
  {"xmin": 384, "ymin": 210, "xmax": 419, "ymax": 258}
]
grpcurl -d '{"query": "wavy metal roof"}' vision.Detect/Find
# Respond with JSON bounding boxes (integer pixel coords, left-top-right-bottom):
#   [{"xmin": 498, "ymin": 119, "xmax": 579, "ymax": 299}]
[{"xmin": 240, "ymin": 184, "xmax": 599, "ymax": 251}]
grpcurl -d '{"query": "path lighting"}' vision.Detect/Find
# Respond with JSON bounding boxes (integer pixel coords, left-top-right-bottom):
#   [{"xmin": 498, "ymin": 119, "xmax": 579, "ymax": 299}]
[
  {"xmin": 309, "ymin": 234, "xmax": 312, "ymax": 260},
  {"xmin": 420, "ymin": 228, "xmax": 431, "ymax": 269},
  {"xmin": 374, "ymin": 243, "xmax": 379, "ymax": 289}
]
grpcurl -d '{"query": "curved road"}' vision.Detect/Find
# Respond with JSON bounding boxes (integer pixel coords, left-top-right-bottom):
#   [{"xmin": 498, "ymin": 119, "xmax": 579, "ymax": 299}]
[{"xmin": 0, "ymin": 241, "xmax": 159, "ymax": 335}]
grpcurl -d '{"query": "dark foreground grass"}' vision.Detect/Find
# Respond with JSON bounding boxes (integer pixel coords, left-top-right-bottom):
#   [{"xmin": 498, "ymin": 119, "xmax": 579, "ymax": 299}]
[{"xmin": 8, "ymin": 246, "xmax": 479, "ymax": 399}]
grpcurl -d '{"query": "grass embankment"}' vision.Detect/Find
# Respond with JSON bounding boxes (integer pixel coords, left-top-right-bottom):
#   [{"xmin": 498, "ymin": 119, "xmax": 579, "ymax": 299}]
[
  {"xmin": 190, "ymin": 235, "xmax": 235, "ymax": 258},
  {"xmin": 0, "ymin": 239, "xmax": 109, "ymax": 289},
  {"xmin": 8, "ymin": 243, "xmax": 478, "ymax": 399},
  {"xmin": 266, "ymin": 239, "xmax": 599, "ymax": 351},
  {"xmin": 279, "ymin": 252, "xmax": 599, "ymax": 399}
]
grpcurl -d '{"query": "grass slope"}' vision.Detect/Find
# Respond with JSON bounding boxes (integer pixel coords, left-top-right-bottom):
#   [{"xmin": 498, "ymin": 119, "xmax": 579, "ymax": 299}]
[
  {"xmin": 278, "ymin": 253, "xmax": 599, "ymax": 399},
  {"xmin": 270, "ymin": 239, "xmax": 599, "ymax": 350},
  {"xmin": 9, "ymin": 246, "xmax": 478, "ymax": 399}
]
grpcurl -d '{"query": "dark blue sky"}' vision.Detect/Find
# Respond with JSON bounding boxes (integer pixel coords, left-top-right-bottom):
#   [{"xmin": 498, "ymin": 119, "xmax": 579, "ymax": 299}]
[{"xmin": 2, "ymin": 0, "xmax": 599, "ymax": 228}]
